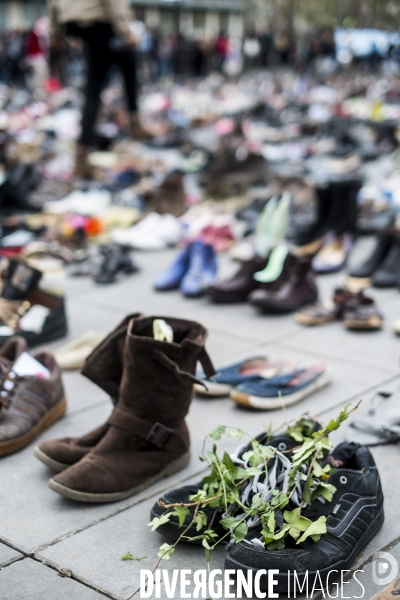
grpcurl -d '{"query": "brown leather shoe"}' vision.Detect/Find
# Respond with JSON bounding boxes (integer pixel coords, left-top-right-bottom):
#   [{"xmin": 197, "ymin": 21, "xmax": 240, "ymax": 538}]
[
  {"xmin": 0, "ymin": 349, "xmax": 66, "ymax": 456},
  {"xmin": 128, "ymin": 111, "xmax": 154, "ymax": 140},
  {"xmin": 73, "ymin": 144, "xmax": 93, "ymax": 180},
  {"xmin": 206, "ymin": 255, "xmax": 269, "ymax": 303},
  {"xmin": 249, "ymin": 253, "xmax": 318, "ymax": 312},
  {"xmin": 144, "ymin": 172, "xmax": 186, "ymax": 218},
  {"xmin": 371, "ymin": 578, "xmax": 400, "ymax": 600},
  {"xmin": 34, "ymin": 313, "xmax": 142, "ymax": 471},
  {"xmin": 0, "ymin": 259, "xmax": 68, "ymax": 348},
  {"xmin": 48, "ymin": 315, "xmax": 215, "ymax": 502}
]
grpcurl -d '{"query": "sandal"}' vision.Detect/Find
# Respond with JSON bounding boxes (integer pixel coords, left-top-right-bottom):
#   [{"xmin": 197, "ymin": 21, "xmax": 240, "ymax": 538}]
[{"xmin": 343, "ymin": 295, "xmax": 383, "ymax": 330}]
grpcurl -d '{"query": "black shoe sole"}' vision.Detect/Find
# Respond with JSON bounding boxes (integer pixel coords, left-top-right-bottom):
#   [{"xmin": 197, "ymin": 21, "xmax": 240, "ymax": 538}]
[
  {"xmin": 224, "ymin": 506, "xmax": 384, "ymax": 594},
  {"xmin": 250, "ymin": 293, "xmax": 318, "ymax": 314}
]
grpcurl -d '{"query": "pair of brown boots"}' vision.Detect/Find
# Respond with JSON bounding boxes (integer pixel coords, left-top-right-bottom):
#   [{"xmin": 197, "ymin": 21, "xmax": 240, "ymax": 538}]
[{"xmin": 35, "ymin": 314, "xmax": 215, "ymax": 502}]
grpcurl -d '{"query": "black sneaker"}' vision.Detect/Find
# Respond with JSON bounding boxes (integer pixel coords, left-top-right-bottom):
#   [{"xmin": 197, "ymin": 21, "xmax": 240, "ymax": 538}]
[
  {"xmin": 225, "ymin": 442, "xmax": 384, "ymax": 594},
  {"xmin": 150, "ymin": 419, "xmax": 322, "ymax": 544},
  {"xmin": 0, "ymin": 259, "xmax": 68, "ymax": 347},
  {"xmin": 94, "ymin": 244, "xmax": 139, "ymax": 285}
]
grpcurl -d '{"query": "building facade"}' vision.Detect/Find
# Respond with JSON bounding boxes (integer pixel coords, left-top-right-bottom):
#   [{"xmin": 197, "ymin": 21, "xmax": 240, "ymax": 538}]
[{"xmin": 0, "ymin": 0, "xmax": 244, "ymax": 37}]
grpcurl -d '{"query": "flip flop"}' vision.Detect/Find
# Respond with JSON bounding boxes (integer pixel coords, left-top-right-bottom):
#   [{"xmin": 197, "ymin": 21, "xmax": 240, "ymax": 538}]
[
  {"xmin": 230, "ymin": 363, "xmax": 332, "ymax": 410},
  {"xmin": 194, "ymin": 356, "xmax": 297, "ymax": 397}
]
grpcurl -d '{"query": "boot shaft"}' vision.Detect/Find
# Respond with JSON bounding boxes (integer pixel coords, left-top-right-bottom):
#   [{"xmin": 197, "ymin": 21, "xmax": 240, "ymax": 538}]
[
  {"xmin": 81, "ymin": 313, "xmax": 142, "ymax": 401},
  {"xmin": 119, "ymin": 316, "xmax": 214, "ymax": 427}
]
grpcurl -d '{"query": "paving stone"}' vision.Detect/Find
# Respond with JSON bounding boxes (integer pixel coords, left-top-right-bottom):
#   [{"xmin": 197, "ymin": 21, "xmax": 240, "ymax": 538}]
[
  {"xmin": 37, "ymin": 492, "xmax": 226, "ymax": 600},
  {"xmin": 0, "ymin": 558, "xmax": 107, "ymax": 599},
  {"xmin": 276, "ymin": 294, "xmax": 400, "ymax": 372},
  {"xmin": 0, "ymin": 542, "xmax": 23, "ymax": 568},
  {"xmin": 340, "ymin": 538, "xmax": 400, "ymax": 599}
]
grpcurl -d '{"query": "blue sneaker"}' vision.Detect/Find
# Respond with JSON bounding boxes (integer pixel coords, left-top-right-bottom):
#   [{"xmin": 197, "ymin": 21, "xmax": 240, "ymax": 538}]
[
  {"xmin": 180, "ymin": 241, "xmax": 217, "ymax": 298},
  {"xmin": 154, "ymin": 245, "xmax": 191, "ymax": 291},
  {"xmin": 230, "ymin": 363, "xmax": 331, "ymax": 410},
  {"xmin": 194, "ymin": 356, "xmax": 298, "ymax": 397}
]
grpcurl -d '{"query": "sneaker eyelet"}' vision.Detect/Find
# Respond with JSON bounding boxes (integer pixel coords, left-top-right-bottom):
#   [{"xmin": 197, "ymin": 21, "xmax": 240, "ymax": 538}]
[
  {"xmin": 340, "ymin": 476, "xmax": 347, "ymax": 485},
  {"xmin": 278, "ymin": 443, "xmax": 287, "ymax": 451}
]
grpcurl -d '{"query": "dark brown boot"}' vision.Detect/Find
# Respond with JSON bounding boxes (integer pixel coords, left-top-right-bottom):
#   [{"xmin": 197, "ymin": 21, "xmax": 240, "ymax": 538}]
[
  {"xmin": 34, "ymin": 313, "xmax": 142, "ymax": 471},
  {"xmin": 206, "ymin": 254, "xmax": 269, "ymax": 303},
  {"xmin": 145, "ymin": 171, "xmax": 186, "ymax": 217},
  {"xmin": 48, "ymin": 315, "xmax": 215, "ymax": 502},
  {"xmin": 128, "ymin": 111, "xmax": 154, "ymax": 140},
  {"xmin": 249, "ymin": 254, "xmax": 318, "ymax": 313},
  {"xmin": 73, "ymin": 144, "xmax": 93, "ymax": 180}
]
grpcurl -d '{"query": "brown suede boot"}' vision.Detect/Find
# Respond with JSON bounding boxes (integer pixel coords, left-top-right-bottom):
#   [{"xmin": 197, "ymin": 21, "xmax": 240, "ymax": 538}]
[
  {"xmin": 34, "ymin": 313, "xmax": 142, "ymax": 471},
  {"xmin": 74, "ymin": 144, "xmax": 93, "ymax": 180},
  {"xmin": 371, "ymin": 578, "xmax": 400, "ymax": 600},
  {"xmin": 48, "ymin": 315, "xmax": 215, "ymax": 502},
  {"xmin": 145, "ymin": 171, "xmax": 186, "ymax": 217},
  {"xmin": 128, "ymin": 111, "xmax": 154, "ymax": 140}
]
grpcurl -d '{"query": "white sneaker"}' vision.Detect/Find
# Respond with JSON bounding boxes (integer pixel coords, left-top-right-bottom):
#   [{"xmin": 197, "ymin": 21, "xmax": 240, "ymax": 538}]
[{"xmin": 112, "ymin": 213, "xmax": 182, "ymax": 250}]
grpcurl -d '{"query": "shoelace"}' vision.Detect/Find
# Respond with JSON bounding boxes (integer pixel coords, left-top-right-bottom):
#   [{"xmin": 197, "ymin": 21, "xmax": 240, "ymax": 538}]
[
  {"xmin": 0, "ymin": 364, "xmax": 22, "ymax": 412},
  {"xmin": 0, "ymin": 298, "xmax": 31, "ymax": 329},
  {"xmin": 226, "ymin": 442, "xmax": 324, "ymax": 548}
]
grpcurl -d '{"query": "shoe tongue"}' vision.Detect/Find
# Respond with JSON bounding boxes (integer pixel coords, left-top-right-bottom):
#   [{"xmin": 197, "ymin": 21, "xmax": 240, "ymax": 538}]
[
  {"xmin": 269, "ymin": 434, "xmax": 299, "ymax": 453},
  {"xmin": 2, "ymin": 260, "xmax": 42, "ymax": 300}
]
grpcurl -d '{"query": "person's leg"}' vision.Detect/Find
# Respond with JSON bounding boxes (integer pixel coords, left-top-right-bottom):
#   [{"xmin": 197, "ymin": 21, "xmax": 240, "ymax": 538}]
[
  {"xmin": 113, "ymin": 47, "xmax": 138, "ymax": 112},
  {"xmin": 114, "ymin": 48, "xmax": 154, "ymax": 139},
  {"xmin": 73, "ymin": 23, "xmax": 113, "ymax": 177},
  {"xmin": 79, "ymin": 34, "xmax": 112, "ymax": 146}
]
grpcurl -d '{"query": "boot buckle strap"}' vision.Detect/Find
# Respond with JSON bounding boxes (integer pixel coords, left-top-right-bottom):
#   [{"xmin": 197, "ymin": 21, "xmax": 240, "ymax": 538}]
[
  {"xmin": 145, "ymin": 422, "xmax": 174, "ymax": 449},
  {"xmin": 109, "ymin": 407, "xmax": 174, "ymax": 449}
]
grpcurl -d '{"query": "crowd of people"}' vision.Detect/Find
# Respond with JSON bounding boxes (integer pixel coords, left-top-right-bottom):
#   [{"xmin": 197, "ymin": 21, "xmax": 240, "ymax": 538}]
[{"xmin": 0, "ymin": 19, "xmax": 341, "ymax": 90}]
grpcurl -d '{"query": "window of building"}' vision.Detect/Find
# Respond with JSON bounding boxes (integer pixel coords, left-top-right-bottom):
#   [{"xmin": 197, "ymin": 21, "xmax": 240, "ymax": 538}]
[
  {"xmin": 219, "ymin": 11, "xmax": 229, "ymax": 34},
  {"xmin": 193, "ymin": 10, "xmax": 206, "ymax": 31}
]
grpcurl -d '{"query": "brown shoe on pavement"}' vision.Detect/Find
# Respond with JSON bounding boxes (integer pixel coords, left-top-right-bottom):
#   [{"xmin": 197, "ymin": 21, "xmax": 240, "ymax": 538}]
[
  {"xmin": 205, "ymin": 254, "xmax": 269, "ymax": 303},
  {"xmin": 48, "ymin": 315, "xmax": 215, "ymax": 502},
  {"xmin": 74, "ymin": 144, "xmax": 93, "ymax": 180},
  {"xmin": 128, "ymin": 111, "xmax": 154, "ymax": 140},
  {"xmin": 371, "ymin": 578, "xmax": 400, "ymax": 600},
  {"xmin": 34, "ymin": 313, "xmax": 142, "ymax": 471},
  {"xmin": 249, "ymin": 253, "xmax": 318, "ymax": 313},
  {"xmin": 0, "ymin": 348, "xmax": 66, "ymax": 456}
]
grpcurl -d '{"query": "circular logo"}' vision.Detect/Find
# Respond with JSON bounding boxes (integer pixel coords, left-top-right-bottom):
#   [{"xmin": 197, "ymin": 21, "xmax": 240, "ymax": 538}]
[{"xmin": 372, "ymin": 551, "xmax": 398, "ymax": 586}]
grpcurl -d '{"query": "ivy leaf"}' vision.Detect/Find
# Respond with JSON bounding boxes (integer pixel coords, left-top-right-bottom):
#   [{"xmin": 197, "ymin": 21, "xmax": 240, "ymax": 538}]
[
  {"xmin": 272, "ymin": 523, "xmax": 291, "ymax": 540},
  {"xmin": 231, "ymin": 467, "xmax": 248, "ymax": 481},
  {"xmin": 296, "ymin": 516, "xmax": 327, "ymax": 544},
  {"xmin": 121, "ymin": 552, "xmax": 147, "ymax": 561},
  {"xmin": 302, "ymin": 475, "xmax": 314, "ymax": 505},
  {"xmin": 172, "ymin": 506, "xmax": 190, "ymax": 527},
  {"xmin": 189, "ymin": 489, "xmax": 207, "ymax": 502},
  {"xmin": 202, "ymin": 538, "xmax": 212, "ymax": 562},
  {"xmin": 157, "ymin": 543, "xmax": 175, "ymax": 560},
  {"xmin": 311, "ymin": 482, "xmax": 336, "ymax": 503},
  {"xmin": 227, "ymin": 429, "xmax": 244, "ymax": 441},
  {"xmin": 283, "ymin": 508, "xmax": 311, "ymax": 540},
  {"xmin": 203, "ymin": 529, "xmax": 219, "ymax": 541},
  {"xmin": 233, "ymin": 522, "xmax": 248, "ymax": 543},
  {"xmin": 222, "ymin": 452, "xmax": 235, "ymax": 471},
  {"xmin": 220, "ymin": 516, "xmax": 238, "ymax": 530},
  {"xmin": 193, "ymin": 511, "xmax": 208, "ymax": 532},
  {"xmin": 148, "ymin": 514, "xmax": 171, "ymax": 531},
  {"xmin": 245, "ymin": 467, "xmax": 263, "ymax": 477},
  {"xmin": 209, "ymin": 425, "xmax": 226, "ymax": 441}
]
